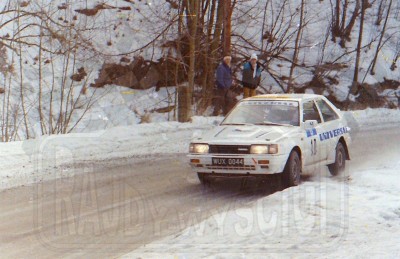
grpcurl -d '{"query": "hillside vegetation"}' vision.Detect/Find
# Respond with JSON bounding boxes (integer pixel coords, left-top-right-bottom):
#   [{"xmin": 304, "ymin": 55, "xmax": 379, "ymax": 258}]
[{"xmin": 0, "ymin": 0, "xmax": 399, "ymax": 140}]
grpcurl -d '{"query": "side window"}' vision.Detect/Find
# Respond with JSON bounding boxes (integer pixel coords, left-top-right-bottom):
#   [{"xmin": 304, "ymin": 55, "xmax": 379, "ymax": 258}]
[
  {"xmin": 316, "ymin": 99, "xmax": 339, "ymax": 122},
  {"xmin": 303, "ymin": 101, "xmax": 321, "ymax": 123}
]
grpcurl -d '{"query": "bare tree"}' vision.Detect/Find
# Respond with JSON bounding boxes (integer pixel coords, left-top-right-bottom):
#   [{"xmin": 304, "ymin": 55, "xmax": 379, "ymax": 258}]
[
  {"xmin": 370, "ymin": 0, "xmax": 393, "ymax": 75},
  {"xmin": 0, "ymin": 0, "xmax": 103, "ymax": 140},
  {"xmin": 288, "ymin": 0, "xmax": 305, "ymax": 93},
  {"xmin": 258, "ymin": 0, "xmax": 302, "ymax": 92},
  {"xmin": 375, "ymin": 0, "xmax": 388, "ymax": 25},
  {"xmin": 352, "ymin": 0, "xmax": 369, "ymax": 93},
  {"xmin": 222, "ymin": 0, "xmax": 235, "ymax": 55},
  {"xmin": 16, "ymin": 4, "xmax": 30, "ymax": 139},
  {"xmin": 331, "ymin": 0, "xmax": 361, "ymax": 48},
  {"xmin": 390, "ymin": 44, "xmax": 399, "ymax": 71},
  {"xmin": 177, "ymin": 0, "xmax": 199, "ymax": 122}
]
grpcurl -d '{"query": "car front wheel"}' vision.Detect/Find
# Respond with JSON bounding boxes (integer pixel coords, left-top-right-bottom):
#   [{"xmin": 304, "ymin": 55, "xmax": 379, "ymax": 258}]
[
  {"xmin": 282, "ymin": 151, "xmax": 301, "ymax": 186},
  {"xmin": 197, "ymin": 173, "xmax": 208, "ymax": 185},
  {"xmin": 328, "ymin": 142, "xmax": 346, "ymax": 176}
]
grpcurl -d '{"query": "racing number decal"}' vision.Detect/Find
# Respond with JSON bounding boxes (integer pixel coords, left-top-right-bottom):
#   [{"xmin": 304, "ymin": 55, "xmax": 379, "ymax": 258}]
[{"xmin": 310, "ymin": 139, "xmax": 317, "ymax": 156}]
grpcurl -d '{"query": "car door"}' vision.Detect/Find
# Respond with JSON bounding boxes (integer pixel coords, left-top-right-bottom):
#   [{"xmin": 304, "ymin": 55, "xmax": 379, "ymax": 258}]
[
  {"xmin": 315, "ymin": 98, "xmax": 342, "ymax": 164},
  {"xmin": 302, "ymin": 99, "xmax": 327, "ymax": 165}
]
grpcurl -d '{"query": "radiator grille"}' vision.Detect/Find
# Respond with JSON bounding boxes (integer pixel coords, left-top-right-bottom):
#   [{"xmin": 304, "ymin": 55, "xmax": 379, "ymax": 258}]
[{"xmin": 209, "ymin": 145, "xmax": 251, "ymax": 154}]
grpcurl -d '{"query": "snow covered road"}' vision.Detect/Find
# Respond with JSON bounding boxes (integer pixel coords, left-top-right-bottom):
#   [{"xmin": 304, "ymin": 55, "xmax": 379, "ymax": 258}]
[
  {"xmin": 122, "ymin": 128, "xmax": 400, "ymax": 258},
  {"xmin": 0, "ymin": 124, "xmax": 399, "ymax": 258}
]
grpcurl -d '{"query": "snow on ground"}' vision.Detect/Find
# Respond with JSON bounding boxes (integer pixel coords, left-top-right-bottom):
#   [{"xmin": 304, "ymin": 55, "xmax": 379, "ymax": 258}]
[
  {"xmin": 117, "ymin": 110, "xmax": 400, "ymax": 258},
  {"xmin": 121, "ymin": 160, "xmax": 400, "ymax": 258},
  {"xmin": 71, "ymin": 86, "xmax": 178, "ymax": 132},
  {"xmin": 345, "ymin": 108, "xmax": 400, "ymax": 132},
  {"xmin": 0, "ymin": 115, "xmax": 220, "ymax": 190}
]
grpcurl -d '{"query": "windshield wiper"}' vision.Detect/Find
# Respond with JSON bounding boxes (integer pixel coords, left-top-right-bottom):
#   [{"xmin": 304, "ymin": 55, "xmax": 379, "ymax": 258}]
[{"xmin": 255, "ymin": 121, "xmax": 293, "ymax": 127}]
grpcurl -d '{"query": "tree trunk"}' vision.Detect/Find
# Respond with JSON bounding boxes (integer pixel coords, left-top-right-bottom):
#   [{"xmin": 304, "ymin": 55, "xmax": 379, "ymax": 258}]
[
  {"xmin": 331, "ymin": 0, "xmax": 361, "ymax": 48},
  {"xmin": 260, "ymin": 0, "xmax": 270, "ymax": 51},
  {"xmin": 332, "ymin": 0, "xmax": 341, "ymax": 38},
  {"xmin": 222, "ymin": 0, "xmax": 233, "ymax": 55},
  {"xmin": 178, "ymin": 0, "xmax": 198, "ymax": 122},
  {"xmin": 375, "ymin": 0, "xmax": 387, "ymax": 25},
  {"xmin": 390, "ymin": 51, "xmax": 399, "ymax": 71},
  {"xmin": 17, "ymin": 6, "xmax": 30, "ymax": 139},
  {"xmin": 370, "ymin": 0, "xmax": 392, "ymax": 75},
  {"xmin": 340, "ymin": 0, "xmax": 348, "ymax": 31},
  {"xmin": 352, "ymin": 0, "xmax": 367, "ymax": 93},
  {"xmin": 288, "ymin": 0, "xmax": 305, "ymax": 93},
  {"xmin": 343, "ymin": 0, "xmax": 360, "ymax": 42},
  {"xmin": 38, "ymin": 22, "xmax": 46, "ymax": 135},
  {"xmin": 205, "ymin": 0, "xmax": 224, "ymax": 112},
  {"xmin": 199, "ymin": 0, "xmax": 217, "ymax": 112}
]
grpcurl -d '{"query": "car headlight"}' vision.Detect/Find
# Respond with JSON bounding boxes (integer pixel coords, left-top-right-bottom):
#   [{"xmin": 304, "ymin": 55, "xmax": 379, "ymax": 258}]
[
  {"xmin": 189, "ymin": 143, "xmax": 209, "ymax": 154},
  {"xmin": 250, "ymin": 144, "xmax": 278, "ymax": 154}
]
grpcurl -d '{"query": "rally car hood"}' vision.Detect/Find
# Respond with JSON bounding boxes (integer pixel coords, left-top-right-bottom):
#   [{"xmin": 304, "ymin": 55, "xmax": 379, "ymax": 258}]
[{"xmin": 194, "ymin": 125, "xmax": 300, "ymax": 144}]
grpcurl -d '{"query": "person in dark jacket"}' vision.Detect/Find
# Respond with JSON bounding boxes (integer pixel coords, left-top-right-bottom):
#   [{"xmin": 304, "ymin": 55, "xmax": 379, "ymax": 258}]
[
  {"xmin": 213, "ymin": 56, "xmax": 233, "ymax": 116},
  {"xmin": 242, "ymin": 53, "xmax": 262, "ymax": 98}
]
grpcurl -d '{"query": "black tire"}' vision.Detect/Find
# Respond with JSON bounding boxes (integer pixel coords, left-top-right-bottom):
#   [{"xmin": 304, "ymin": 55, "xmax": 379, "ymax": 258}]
[
  {"xmin": 197, "ymin": 173, "xmax": 208, "ymax": 185},
  {"xmin": 282, "ymin": 151, "xmax": 301, "ymax": 186},
  {"xmin": 328, "ymin": 142, "xmax": 346, "ymax": 176}
]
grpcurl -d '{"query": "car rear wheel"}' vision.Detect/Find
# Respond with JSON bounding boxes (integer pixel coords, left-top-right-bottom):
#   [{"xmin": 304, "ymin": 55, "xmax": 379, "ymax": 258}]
[
  {"xmin": 328, "ymin": 142, "xmax": 346, "ymax": 176},
  {"xmin": 282, "ymin": 151, "xmax": 301, "ymax": 186}
]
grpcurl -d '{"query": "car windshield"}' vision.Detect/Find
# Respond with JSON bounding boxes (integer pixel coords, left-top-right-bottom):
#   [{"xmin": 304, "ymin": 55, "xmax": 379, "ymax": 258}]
[{"xmin": 221, "ymin": 100, "xmax": 300, "ymax": 126}]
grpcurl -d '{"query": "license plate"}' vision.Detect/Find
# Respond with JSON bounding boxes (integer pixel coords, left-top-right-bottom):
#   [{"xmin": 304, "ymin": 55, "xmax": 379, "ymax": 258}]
[{"xmin": 212, "ymin": 157, "xmax": 244, "ymax": 166}]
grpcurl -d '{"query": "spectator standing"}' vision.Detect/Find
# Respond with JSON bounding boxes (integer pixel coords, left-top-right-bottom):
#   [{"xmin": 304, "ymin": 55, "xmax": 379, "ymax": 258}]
[
  {"xmin": 213, "ymin": 56, "xmax": 233, "ymax": 116},
  {"xmin": 241, "ymin": 53, "xmax": 262, "ymax": 98}
]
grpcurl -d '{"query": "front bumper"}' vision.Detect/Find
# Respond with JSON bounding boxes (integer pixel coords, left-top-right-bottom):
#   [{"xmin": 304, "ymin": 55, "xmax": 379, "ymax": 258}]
[{"xmin": 188, "ymin": 153, "xmax": 288, "ymax": 176}]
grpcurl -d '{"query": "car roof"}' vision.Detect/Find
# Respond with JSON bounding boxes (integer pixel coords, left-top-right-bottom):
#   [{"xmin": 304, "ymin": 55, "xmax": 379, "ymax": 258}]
[{"xmin": 245, "ymin": 93, "xmax": 321, "ymax": 102}]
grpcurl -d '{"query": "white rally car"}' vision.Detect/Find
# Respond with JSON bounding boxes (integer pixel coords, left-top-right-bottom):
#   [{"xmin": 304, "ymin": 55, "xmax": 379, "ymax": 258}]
[{"xmin": 188, "ymin": 94, "xmax": 351, "ymax": 186}]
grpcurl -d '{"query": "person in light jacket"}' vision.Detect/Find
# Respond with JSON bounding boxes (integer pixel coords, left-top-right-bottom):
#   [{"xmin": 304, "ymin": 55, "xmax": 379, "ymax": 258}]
[{"xmin": 241, "ymin": 53, "xmax": 262, "ymax": 98}]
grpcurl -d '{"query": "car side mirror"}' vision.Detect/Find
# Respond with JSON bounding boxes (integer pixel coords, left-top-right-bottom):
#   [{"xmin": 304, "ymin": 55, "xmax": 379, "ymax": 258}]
[{"xmin": 304, "ymin": 120, "xmax": 318, "ymax": 129}]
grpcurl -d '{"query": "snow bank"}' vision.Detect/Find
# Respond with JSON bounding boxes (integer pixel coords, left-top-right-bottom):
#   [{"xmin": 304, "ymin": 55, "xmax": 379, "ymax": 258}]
[
  {"xmin": 349, "ymin": 108, "xmax": 400, "ymax": 130},
  {"xmin": 0, "ymin": 116, "xmax": 222, "ymax": 190}
]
